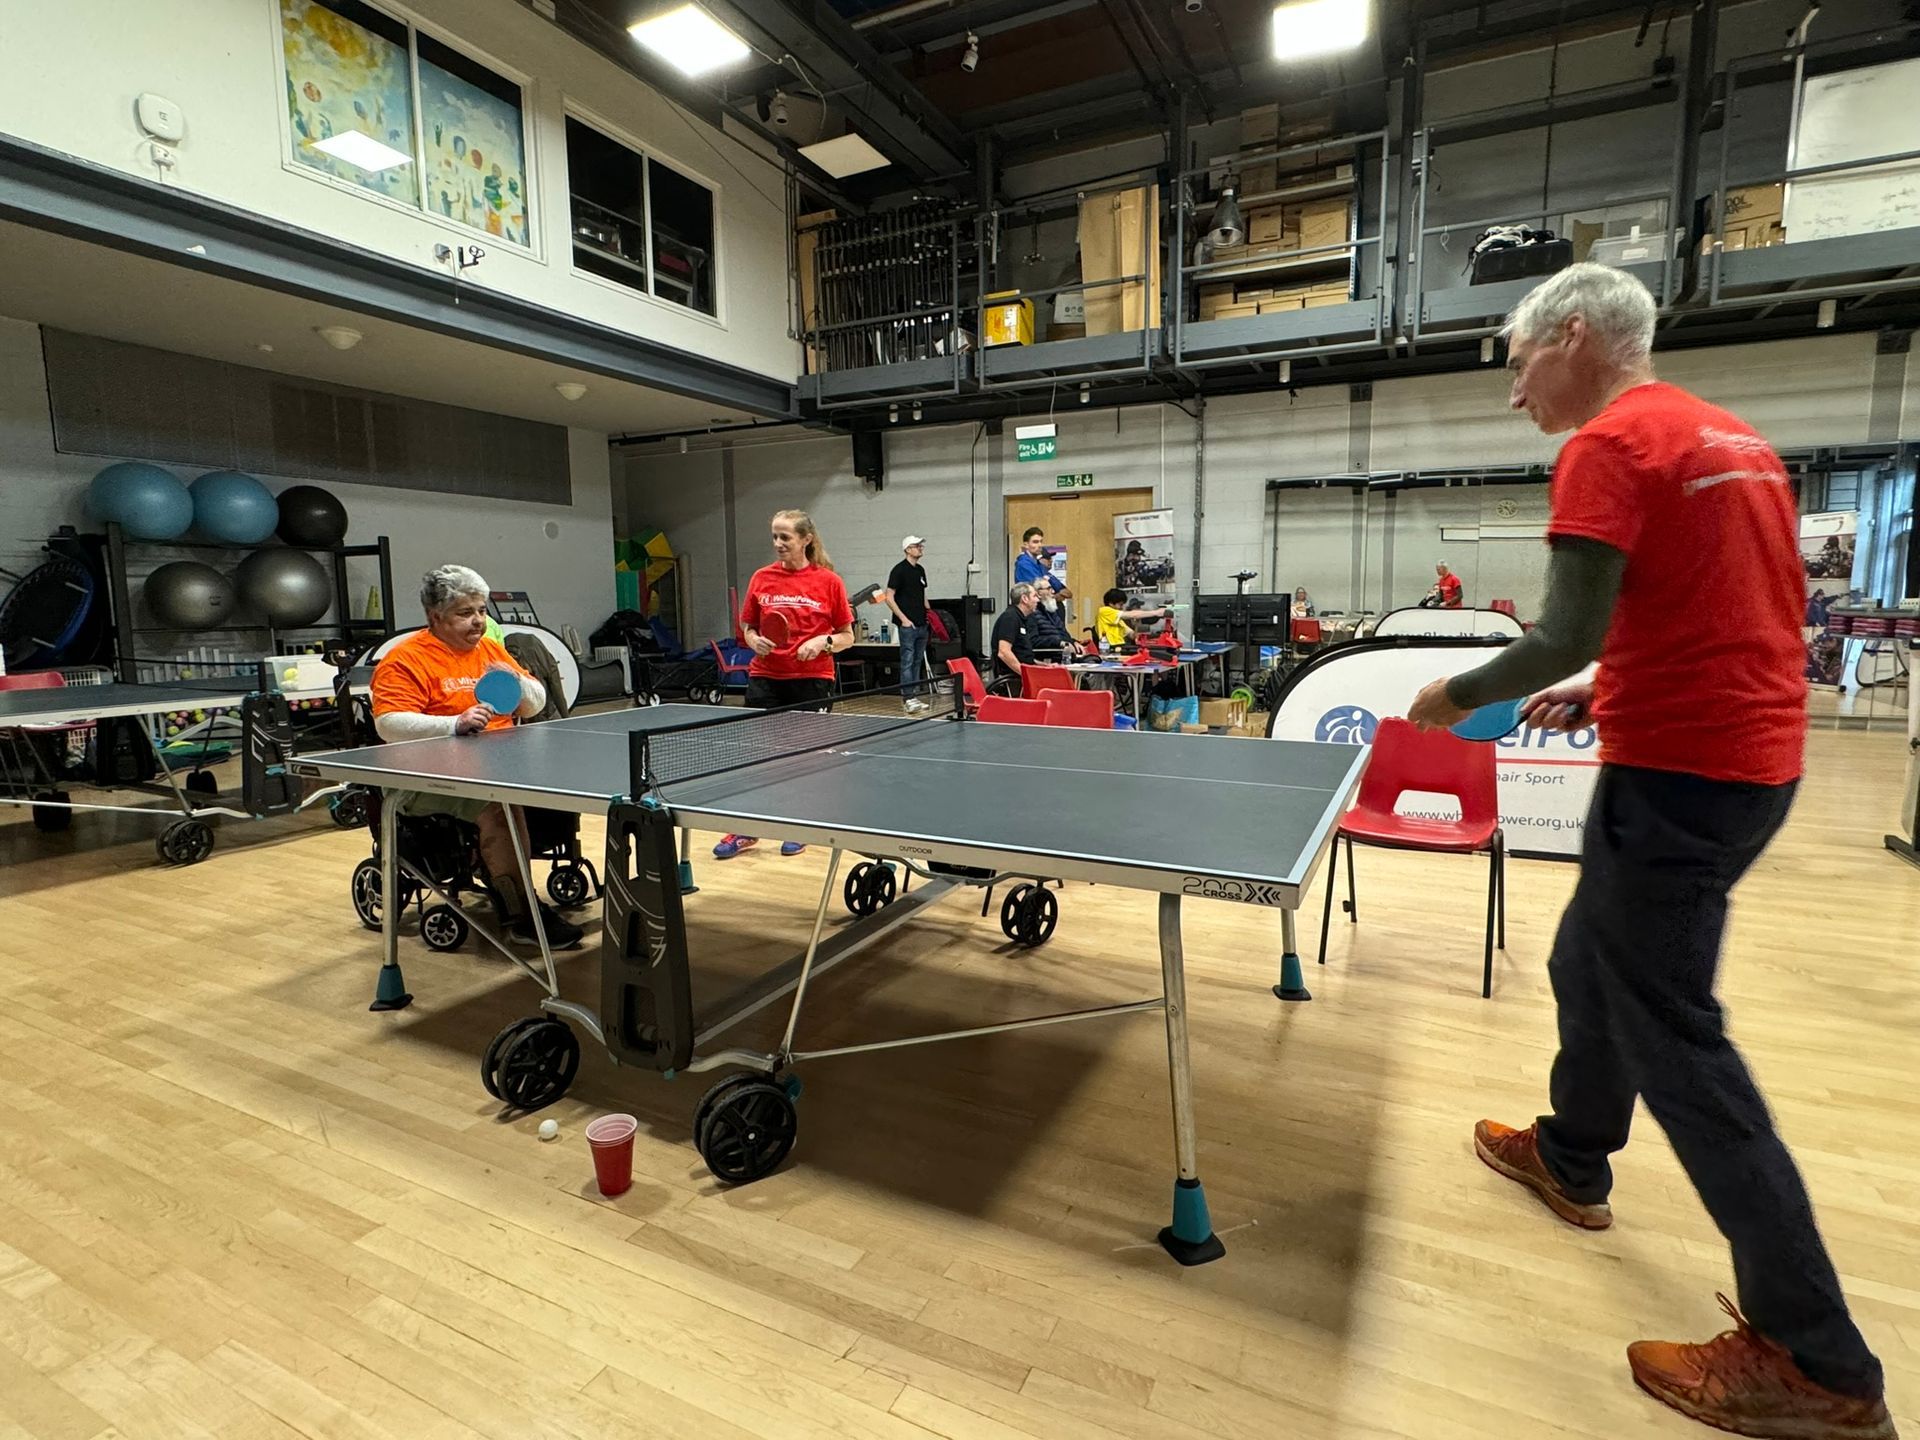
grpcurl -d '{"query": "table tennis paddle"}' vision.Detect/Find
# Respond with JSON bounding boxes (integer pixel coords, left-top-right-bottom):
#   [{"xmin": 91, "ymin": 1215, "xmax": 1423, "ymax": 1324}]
[
  {"xmin": 1449, "ymin": 696, "xmax": 1527, "ymax": 741},
  {"xmin": 758, "ymin": 609, "xmax": 794, "ymax": 652},
  {"xmin": 474, "ymin": 667, "xmax": 523, "ymax": 714}
]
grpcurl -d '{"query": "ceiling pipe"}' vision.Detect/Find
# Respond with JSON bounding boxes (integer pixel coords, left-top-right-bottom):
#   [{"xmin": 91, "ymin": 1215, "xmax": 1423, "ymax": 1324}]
[{"xmin": 850, "ymin": 0, "xmax": 954, "ymax": 30}]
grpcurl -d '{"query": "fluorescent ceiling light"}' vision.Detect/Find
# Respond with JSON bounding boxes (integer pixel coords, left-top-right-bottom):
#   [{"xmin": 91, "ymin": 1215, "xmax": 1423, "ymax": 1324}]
[
  {"xmin": 798, "ymin": 132, "xmax": 891, "ymax": 178},
  {"xmin": 629, "ymin": 4, "xmax": 752, "ymax": 77},
  {"xmin": 1271, "ymin": 0, "xmax": 1368, "ymax": 59},
  {"xmin": 308, "ymin": 130, "xmax": 413, "ymax": 173}
]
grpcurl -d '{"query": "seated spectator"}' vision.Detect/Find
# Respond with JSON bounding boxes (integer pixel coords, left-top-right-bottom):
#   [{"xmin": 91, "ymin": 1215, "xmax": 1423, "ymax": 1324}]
[
  {"xmin": 1292, "ymin": 585, "xmax": 1316, "ymax": 618},
  {"xmin": 991, "ymin": 583, "xmax": 1041, "ymax": 684},
  {"xmin": 1029, "ymin": 591, "xmax": 1082, "ymax": 659}
]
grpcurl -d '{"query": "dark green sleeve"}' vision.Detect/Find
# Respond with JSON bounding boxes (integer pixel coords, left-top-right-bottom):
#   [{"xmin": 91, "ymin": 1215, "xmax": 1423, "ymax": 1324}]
[{"xmin": 1444, "ymin": 537, "xmax": 1626, "ymax": 709}]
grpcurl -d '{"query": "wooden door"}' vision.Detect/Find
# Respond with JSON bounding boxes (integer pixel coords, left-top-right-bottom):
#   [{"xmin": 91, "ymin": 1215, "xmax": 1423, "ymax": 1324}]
[{"xmin": 1005, "ymin": 487, "xmax": 1156, "ymax": 638}]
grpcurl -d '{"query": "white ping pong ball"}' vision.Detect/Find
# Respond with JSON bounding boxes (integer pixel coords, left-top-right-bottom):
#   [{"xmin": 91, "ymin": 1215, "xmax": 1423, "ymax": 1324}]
[{"xmin": 537, "ymin": 1119, "xmax": 559, "ymax": 1141}]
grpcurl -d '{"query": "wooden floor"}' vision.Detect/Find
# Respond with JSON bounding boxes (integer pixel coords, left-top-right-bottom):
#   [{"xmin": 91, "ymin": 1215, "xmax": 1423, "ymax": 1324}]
[{"xmin": 2, "ymin": 728, "xmax": 1916, "ymax": 1439}]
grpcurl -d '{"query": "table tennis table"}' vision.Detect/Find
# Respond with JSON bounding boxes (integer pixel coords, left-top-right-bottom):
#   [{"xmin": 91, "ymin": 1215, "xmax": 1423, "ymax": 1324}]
[
  {"xmin": 298, "ymin": 697, "xmax": 1364, "ymax": 1264},
  {"xmin": 1, "ymin": 669, "xmax": 371, "ymax": 862}
]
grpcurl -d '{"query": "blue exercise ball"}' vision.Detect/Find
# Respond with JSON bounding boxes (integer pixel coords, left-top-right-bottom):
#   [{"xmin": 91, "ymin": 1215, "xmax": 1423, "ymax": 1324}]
[
  {"xmin": 88, "ymin": 462, "xmax": 192, "ymax": 541},
  {"xmin": 275, "ymin": 484, "xmax": 349, "ymax": 548},
  {"xmin": 190, "ymin": 470, "xmax": 279, "ymax": 545},
  {"xmin": 234, "ymin": 547, "xmax": 331, "ymax": 628},
  {"xmin": 144, "ymin": 561, "xmax": 237, "ymax": 629}
]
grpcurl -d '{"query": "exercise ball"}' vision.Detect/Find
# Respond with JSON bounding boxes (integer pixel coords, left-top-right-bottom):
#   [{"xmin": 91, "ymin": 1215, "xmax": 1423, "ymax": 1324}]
[
  {"xmin": 190, "ymin": 470, "xmax": 278, "ymax": 544},
  {"xmin": 144, "ymin": 561, "xmax": 237, "ymax": 629},
  {"xmin": 88, "ymin": 462, "xmax": 192, "ymax": 541},
  {"xmin": 234, "ymin": 547, "xmax": 331, "ymax": 628},
  {"xmin": 275, "ymin": 484, "xmax": 349, "ymax": 548}
]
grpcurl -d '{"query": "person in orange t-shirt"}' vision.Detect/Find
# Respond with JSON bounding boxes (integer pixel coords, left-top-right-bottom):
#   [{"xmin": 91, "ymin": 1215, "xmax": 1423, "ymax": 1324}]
[
  {"xmin": 1406, "ymin": 265, "xmax": 1887, "ymax": 1439},
  {"xmin": 370, "ymin": 564, "xmax": 581, "ymax": 947}
]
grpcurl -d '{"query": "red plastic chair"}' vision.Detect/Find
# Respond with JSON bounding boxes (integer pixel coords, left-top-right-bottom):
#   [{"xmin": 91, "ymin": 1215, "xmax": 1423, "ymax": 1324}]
[
  {"xmin": 1490, "ymin": 598, "xmax": 1518, "ymax": 618},
  {"xmin": 1019, "ymin": 663, "xmax": 1076, "ymax": 700},
  {"xmin": 1290, "ymin": 617, "xmax": 1323, "ymax": 656},
  {"xmin": 1041, "ymin": 689, "xmax": 1114, "ymax": 729},
  {"xmin": 976, "ymin": 695, "xmax": 1048, "ymax": 725},
  {"xmin": 944, "ymin": 657, "xmax": 988, "ymax": 715},
  {"xmin": 0, "ymin": 670, "xmax": 88, "ymax": 733},
  {"xmin": 1317, "ymin": 717, "xmax": 1506, "ymax": 997}
]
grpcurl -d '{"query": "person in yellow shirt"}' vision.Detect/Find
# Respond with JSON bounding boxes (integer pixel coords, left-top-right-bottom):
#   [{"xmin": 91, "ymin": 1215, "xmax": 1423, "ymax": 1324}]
[
  {"xmin": 1094, "ymin": 587, "xmax": 1167, "ymax": 650},
  {"xmin": 370, "ymin": 564, "xmax": 582, "ymax": 947}
]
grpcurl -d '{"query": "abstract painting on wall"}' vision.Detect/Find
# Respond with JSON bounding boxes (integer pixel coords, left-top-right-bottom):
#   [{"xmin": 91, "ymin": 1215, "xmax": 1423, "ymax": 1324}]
[
  {"xmin": 419, "ymin": 42, "xmax": 531, "ymax": 247},
  {"xmin": 280, "ymin": 0, "xmax": 417, "ymax": 202}
]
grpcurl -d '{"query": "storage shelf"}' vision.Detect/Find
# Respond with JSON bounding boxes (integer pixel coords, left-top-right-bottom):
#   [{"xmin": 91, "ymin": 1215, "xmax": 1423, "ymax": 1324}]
[
  {"xmin": 1234, "ymin": 174, "xmax": 1355, "ymax": 209},
  {"xmin": 1195, "ymin": 250, "xmax": 1354, "ymax": 286}
]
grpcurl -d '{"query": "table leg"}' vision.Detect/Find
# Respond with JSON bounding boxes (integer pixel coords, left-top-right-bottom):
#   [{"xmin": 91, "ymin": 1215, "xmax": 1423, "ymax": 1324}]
[
  {"xmin": 370, "ymin": 793, "xmax": 412, "ymax": 1011},
  {"xmin": 1156, "ymin": 893, "xmax": 1224, "ymax": 1265},
  {"xmin": 1273, "ymin": 907, "xmax": 1311, "ymax": 1002},
  {"xmin": 678, "ymin": 826, "xmax": 699, "ymax": 894}
]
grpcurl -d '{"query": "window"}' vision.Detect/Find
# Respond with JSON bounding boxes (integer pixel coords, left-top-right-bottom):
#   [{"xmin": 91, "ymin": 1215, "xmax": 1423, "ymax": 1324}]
[
  {"xmin": 279, "ymin": 0, "xmax": 532, "ymax": 247},
  {"xmin": 566, "ymin": 116, "xmax": 717, "ymax": 317}
]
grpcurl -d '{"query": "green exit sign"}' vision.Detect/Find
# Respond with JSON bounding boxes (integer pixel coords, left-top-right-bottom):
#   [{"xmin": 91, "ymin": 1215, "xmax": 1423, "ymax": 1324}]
[
  {"xmin": 1055, "ymin": 473, "xmax": 1095, "ymax": 489},
  {"xmin": 1017, "ymin": 435, "xmax": 1057, "ymax": 462}
]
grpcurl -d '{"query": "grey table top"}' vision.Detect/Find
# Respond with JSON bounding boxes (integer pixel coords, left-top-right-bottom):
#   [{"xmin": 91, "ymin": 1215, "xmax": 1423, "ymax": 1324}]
[
  {"xmin": 300, "ymin": 704, "xmax": 1364, "ymax": 906},
  {"xmin": 0, "ymin": 670, "xmax": 374, "ymax": 727}
]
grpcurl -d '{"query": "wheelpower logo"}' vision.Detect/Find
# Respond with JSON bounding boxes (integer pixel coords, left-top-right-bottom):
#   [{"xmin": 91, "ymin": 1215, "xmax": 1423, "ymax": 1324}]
[{"xmin": 1315, "ymin": 706, "xmax": 1379, "ymax": 744}]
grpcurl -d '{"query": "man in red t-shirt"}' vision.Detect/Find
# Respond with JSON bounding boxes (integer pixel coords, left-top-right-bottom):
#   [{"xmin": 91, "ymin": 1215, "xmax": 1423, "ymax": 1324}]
[
  {"xmin": 1406, "ymin": 264, "xmax": 1888, "ymax": 1439},
  {"xmin": 1422, "ymin": 560, "xmax": 1464, "ymax": 609}
]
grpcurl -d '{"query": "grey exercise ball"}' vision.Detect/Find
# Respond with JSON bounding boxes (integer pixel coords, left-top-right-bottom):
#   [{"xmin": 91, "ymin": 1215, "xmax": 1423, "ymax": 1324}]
[
  {"xmin": 144, "ymin": 561, "xmax": 237, "ymax": 629},
  {"xmin": 234, "ymin": 547, "xmax": 331, "ymax": 628}
]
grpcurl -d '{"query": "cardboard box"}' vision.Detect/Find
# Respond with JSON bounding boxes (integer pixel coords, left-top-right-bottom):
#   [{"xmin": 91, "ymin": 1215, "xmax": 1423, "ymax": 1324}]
[
  {"xmin": 1240, "ymin": 103, "xmax": 1279, "ymax": 148},
  {"xmin": 1248, "ymin": 206, "xmax": 1291, "ymax": 244},
  {"xmin": 1258, "ymin": 297, "xmax": 1305, "ymax": 314},
  {"xmin": 1297, "ymin": 196, "xmax": 1351, "ymax": 252},
  {"xmin": 1179, "ymin": 722, "xmax": 1211, "ymax": 734},
  {"xmin": 1199, "ymin": 697, "xmax": 1249, "ymax": 729},
  {"xmin": 1206, "ymin": 301, "xmax": 1263, "ymax": 321},
  {"xmin": 1079, "ymin": 185, "xmax": 1161, "ymax": 336},
  {"xmin": 1239, "ymin": 160, "xmax": 1278, "ymax": 195},
  {"xmin": 1233, "ymin": 710, "xmax": 1271, "ymax": 739},
  {"xmin": 982, "ymin": 292, "xmax": 1034, "ymax": 347},
  {"xmin": 1725, "ymin": 183, "xmax": 1783, "ymax": 227}
]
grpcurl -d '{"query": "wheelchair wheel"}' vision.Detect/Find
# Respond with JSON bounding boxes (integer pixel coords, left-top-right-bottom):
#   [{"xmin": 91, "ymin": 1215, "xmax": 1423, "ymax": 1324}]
[
  {"xmin": 420, "ymin": 904, "xmax": 469, "ymax": 951},
  {"xmin": 330, "ymin": 787, "xmax": 372, "ymax": 829},
  {"xmin": 545, "ymin": 863, "xmax": 592, "ymax": 909}
]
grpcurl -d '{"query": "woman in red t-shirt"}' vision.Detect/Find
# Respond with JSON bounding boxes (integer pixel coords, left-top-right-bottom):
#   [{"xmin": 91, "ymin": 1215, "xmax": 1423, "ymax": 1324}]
[{"xmin": 715, "ymin": 509, "xmax": 856, "ymax": 860}]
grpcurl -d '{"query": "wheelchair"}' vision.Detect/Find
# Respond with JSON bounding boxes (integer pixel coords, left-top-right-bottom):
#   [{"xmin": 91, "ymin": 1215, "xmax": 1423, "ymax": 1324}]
[{"xmin": 345, "ymin": 789, "xmax": 601, "ymax": 951}]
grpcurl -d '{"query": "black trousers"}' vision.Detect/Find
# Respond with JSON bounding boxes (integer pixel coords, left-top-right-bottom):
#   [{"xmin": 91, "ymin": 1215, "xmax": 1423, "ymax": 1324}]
[
  {"xmin": 1535, "ymin": 764, "xmax": 1882, "ymax": 1399},
  {"xmin": 744, "ymin": 675, "xmax": 834, "ymax": 710}
]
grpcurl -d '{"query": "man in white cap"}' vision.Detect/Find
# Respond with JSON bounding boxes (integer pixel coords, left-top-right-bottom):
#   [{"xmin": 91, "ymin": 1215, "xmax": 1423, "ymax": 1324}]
[{"xmin": 884, "ymin": 535, "xmax": 931, "ymax": 711}]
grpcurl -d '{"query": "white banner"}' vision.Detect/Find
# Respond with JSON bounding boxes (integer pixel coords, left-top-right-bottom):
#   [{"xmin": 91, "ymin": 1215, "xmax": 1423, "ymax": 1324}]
[
  {"xmin": 1268, "ymin": 639, "xmax": 1599, "ymax": 858},
  {"xmin": 1372, "ymin": 606, "xmax": 1526, "ymax": 638},
  {"xmin": 1114, "ymin": 508, "xmax": 1177, "ymax": 604}
]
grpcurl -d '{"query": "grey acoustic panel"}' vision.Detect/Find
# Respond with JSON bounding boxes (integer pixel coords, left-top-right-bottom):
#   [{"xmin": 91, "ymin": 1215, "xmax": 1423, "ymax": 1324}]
[{"xmin": 41, "ymin": 328, "xmax": 569, "ymax": 504}]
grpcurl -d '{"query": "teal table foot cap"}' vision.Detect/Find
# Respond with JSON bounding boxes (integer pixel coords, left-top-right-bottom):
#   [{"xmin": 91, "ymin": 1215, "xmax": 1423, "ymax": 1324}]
[
  {"xmin": 1158, "ymin": 1177, "xmax": 1226, "ymax": 1266},
  {"xmin": 678, "ymin": 860, "xmax": 699, "ymax": 895},
  {"xmin": 369, "ymin": 961, "xmax": 413, "ymax": 1012},
  {"xmin": 1272, "ymin": 950, "xmax": 1312, "ymax": 1003}
]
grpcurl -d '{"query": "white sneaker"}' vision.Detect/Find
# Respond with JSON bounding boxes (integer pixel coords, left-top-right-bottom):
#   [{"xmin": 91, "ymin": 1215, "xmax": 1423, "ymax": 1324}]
[{"xmin": 904, "ymin": 699, "xmax": 928, "ymax": 713}]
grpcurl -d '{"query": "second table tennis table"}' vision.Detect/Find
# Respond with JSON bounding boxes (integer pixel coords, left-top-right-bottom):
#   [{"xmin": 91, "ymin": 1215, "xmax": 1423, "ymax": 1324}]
[{"xmin": 299, "ymin": 698, "xmax": 1364, "ymax": 1264}]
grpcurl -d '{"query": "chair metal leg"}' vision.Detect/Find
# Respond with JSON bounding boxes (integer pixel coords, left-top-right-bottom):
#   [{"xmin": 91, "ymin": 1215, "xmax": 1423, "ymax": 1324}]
[
  {"xmin": 1343, "ymin": 834, "xmax": 1358, "ymax": 922},
  {"xmin": 1316, "ymin": 830, "xmax": 1339, "ymax": 966},
  {"xmin": 1481, "ymin": 840, "xmax": 1498, "ymax": 1000},
  {"xmin": 981, "ymin": 882, "xmax": 995, "ymax": 917},
  {"xmin": 1495, "ymin": 831, "xmax": 1506, "ymax": 951}
]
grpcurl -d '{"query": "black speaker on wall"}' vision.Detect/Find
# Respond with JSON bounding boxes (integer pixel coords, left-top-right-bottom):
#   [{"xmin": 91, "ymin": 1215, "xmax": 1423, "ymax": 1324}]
[{"xmin": 852, "ymin": 431, "xmax": 885, "ymax": 489}]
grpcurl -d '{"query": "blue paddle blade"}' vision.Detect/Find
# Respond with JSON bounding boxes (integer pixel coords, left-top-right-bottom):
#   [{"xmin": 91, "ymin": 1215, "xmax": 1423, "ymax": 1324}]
[
  {"xmin": 474, "ymin": 668, "xmax": 523, "ymax": 713},
  {"xmin": 1450, "ymin": 696, "xmax": 1527, "ymax": 741}
]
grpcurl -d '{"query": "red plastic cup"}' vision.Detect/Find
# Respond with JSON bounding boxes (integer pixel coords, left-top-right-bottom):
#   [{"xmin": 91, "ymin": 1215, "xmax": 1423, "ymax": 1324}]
[{"xmin": 584, "ymin": 1113, "xmax": 638, "ymax": 1196}]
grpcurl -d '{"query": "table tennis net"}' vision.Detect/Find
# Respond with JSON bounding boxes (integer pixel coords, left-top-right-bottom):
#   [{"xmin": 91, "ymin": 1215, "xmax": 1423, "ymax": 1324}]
[{"xmin": 637, "ymin": 689, "xmax": 960, "ymax": 790}]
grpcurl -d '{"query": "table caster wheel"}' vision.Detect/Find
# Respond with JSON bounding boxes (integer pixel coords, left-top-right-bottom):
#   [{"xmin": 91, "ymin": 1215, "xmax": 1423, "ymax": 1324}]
[
  {"xmin": 494, "ymin": 1019, "xmax": 579, "ymax": 1112},
  {"xmin": 420, "ymin": 904, "xmax": 469, "ymax": 951},
  {"xmin": 31, "ymin": 791, "xmax": 70, "ymax": 832},
  {"xmin": 842, "ymin": 861, "xmax": 897, "ymax": 916},
  {"xmin": 694, "ymin": 1075, "xmax": 797, "ymax": 1185},
  {"xmin": 483, "ymin": 1017, "xmax": 547, "ymax": 1100},
  {"xmin": 156, "ymin": 818, "xmax": 215, "ymax": 865},
  {"xmin": 1001, "ymin": 884, "xmax": 1057, "ymax": 948}
]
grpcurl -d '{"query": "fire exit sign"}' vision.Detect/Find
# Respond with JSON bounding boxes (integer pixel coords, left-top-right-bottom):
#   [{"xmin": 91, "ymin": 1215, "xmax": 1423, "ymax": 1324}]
[
  {"xmin": 1054, "ymin": 473, "xmax": 1095, "ymax": 489},
  {"xmin": 1017, "ymin": 435, "xmax": 1057, "ymax": 462}
]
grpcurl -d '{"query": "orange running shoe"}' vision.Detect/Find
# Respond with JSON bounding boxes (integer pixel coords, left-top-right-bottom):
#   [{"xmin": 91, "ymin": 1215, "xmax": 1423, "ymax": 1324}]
[
  {"xmin": 1628, "ymin": 1295, "xmax": 1897, "ymax": 1439},
  {"xmin": 1472, "ymin": 1119, "xmax": 1613, "ymax": 1230}
]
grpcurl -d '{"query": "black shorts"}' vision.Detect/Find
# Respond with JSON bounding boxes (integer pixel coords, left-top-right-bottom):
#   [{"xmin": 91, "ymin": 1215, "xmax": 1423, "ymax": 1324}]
[{"xmin": 745, "ymin": 675, "xmax": 835, "ymax": 711}]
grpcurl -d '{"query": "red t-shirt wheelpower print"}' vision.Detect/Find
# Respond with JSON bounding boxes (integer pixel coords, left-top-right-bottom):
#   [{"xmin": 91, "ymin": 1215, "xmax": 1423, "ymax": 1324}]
[
  {"xmin": 1548, "ymin": 381, "xmax": 1807, "ymax": 785},
  {"xmin": 739, "ymin": 562, "xmax": 855, "ymax": 681}
]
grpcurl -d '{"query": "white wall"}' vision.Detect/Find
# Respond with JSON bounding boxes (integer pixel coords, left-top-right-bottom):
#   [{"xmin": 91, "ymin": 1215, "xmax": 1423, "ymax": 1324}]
[
  {"xmin": 0, "ymin": 314, "xmax": 616, "ymax": 644},
  {"xmin": 0, "ymin": 0, "xmax": 795, "ymax": 381},
  {"xmin": 614, "ymin": 330, "xmax": 1916, "ymax": 633}
]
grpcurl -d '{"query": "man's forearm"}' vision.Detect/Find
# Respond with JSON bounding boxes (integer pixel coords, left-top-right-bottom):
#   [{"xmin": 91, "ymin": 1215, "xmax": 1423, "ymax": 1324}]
[{"xmin": 1444, "ymin": 538, "xmax": 1625, "ymax": 709}]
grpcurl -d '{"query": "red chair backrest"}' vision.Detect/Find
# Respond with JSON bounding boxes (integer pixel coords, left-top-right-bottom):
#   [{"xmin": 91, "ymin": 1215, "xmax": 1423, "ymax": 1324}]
[
  {"xmin": 708, "ymin": 640, "xmax": 751, "ymax": 677},
  {"xmin": 1041, "ymin": 689, "xmax": 1113, "ymax": 729},
  {"xmin": 977, "ymin": 695, "xmax": 1048, "ymax": 725},
  {"xmin": 1290, "ymin": 618, "xmax": 1322, "ymax": 645},
  {"xmin": 1020, "ymin": 663, "xmax": 1075, "ymax": 699},
  {"xmin": 944, "ymin": 657, "xmax": 987, "ymax": 712},
  {"xmin": 1490, "ymin": 598, "xmax": 1518, "ymax": 617},
  {"xmin": 0, "ymin": 671, "xmax": 66, "ymax": 692},
  {"xmin": 1350, "ymin": 717, "xmax": 1499, "ymax": 829}
]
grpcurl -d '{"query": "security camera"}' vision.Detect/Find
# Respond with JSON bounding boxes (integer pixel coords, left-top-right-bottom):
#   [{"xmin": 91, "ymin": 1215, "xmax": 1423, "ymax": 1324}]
[
  {"xmin": 1185, "ymin": 0, "xmax": 1202, "ymax": 10},
  {"xmin": 770, "ymin": 90, "xmax": 790, "ymax": 127},
  {"xmin": 961, "ymin": 32, "xmax": 979, "ymax": 72}
]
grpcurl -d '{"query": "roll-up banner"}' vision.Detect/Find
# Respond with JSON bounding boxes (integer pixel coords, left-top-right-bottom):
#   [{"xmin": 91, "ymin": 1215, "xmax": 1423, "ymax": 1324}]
[{"xmin": 1267, "ymin": 637, "xmax": 1599, "ymax": 859}]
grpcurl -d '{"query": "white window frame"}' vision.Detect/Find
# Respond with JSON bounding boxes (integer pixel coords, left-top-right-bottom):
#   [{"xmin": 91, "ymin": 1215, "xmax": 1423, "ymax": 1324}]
[
  {"xmin": 270, "ymin": 0, "xmax": 542, "ymax": 259},
  {"xmin": 562, "ymin": 101, "xmax": 726, "ymax": 329}
]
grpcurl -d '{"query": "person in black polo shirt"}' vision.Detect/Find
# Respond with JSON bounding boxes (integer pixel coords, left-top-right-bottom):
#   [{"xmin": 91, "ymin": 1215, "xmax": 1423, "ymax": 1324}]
[
  {"xmin": 883, "ymin": 535, "xmax": 931, "ymax": 711},
  {"xmin": 991, "ymin": 583, "xmax": 1040, "ymax": 686}
]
